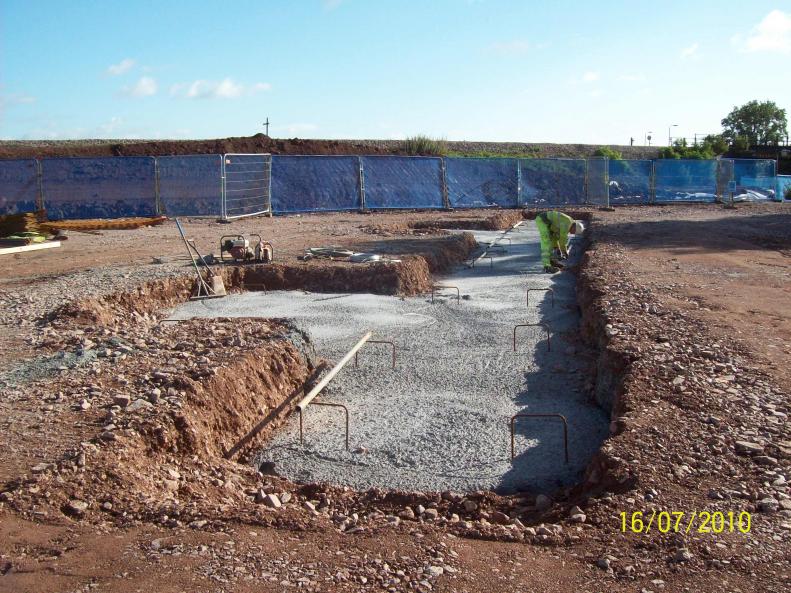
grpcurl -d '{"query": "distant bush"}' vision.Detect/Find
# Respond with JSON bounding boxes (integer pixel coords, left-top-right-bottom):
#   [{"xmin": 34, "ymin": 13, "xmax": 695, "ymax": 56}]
[
  {"xmin": 701, "ymin": 134, "xmax": 728, "ymax": 155},
  {"xmin": 659, "ymin": 139, "xmax": 715, "ymax": 160},
  {"xmin": 592, "ymin": 146, "xmax": 622, "ymax": 160},
  {"xmin": 402, "ymin": 135, "xmax": 448, "ymax": 156}
]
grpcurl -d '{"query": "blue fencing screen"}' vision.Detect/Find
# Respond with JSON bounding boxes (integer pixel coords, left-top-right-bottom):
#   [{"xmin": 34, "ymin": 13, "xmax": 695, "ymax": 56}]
[
  {"xmin": 609, "ymin": 160, "xmax": 652, "ymax": 204},
  {"xmin": 362, "ymin": 156, "xmax": 444, "ymax": 209},
  {"xmin": 0, "ymin": 159, "xmax": 39, "ymax": 214},
  {"xmin": 41, "ymin": 157, "xmax": 157, "ymax": 220},
  {"xmin": 158, "ymin": 155, "xmax": 222, "ymax": 216},
  {"xmin": 654, "ymin": 159, "xmax": 717, "ymax": 202},
  {"xmin": 732, "ymin": 159, "xmax": 778, "ymax": 200},
  {"xmin": 271, "ymin": 156, "xmax": 360, "ymax": 213},
  {"xmin": 520, "ymin": 159, "xmax": 586, "ymax": 206},
  {"xmin": 446, "ymin": 157, "xmax": 517, "ymax": 208},
  {"xmin": 777, "ymin": 175, "xmax": 791, "ymax": 201}
]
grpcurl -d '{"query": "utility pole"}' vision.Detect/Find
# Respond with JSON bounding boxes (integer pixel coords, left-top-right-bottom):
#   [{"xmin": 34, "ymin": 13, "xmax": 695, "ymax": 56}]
[{"xmin": 263, "ymin": 118, "xmax": 270, "ymax": 136}]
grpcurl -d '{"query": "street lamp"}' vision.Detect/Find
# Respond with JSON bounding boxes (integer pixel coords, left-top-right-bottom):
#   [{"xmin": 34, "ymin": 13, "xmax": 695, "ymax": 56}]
[
  {"xmin": 668, "ymin": 124, "xmax": 678, "ymax": 146},
  {"xmin": 645, "ymin": 131, "xmax": 653, "ymax": 146}
]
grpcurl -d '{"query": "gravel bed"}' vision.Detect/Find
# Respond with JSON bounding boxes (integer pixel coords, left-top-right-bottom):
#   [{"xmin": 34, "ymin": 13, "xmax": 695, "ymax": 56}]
[{"xmin": 170, "ymin": 224, "xmax": 609, "ymax": 493}]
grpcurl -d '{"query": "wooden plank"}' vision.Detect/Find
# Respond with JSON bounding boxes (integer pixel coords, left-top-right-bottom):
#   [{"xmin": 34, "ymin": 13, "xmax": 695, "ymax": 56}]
[{"xmin": 0, "ymin": 241, "xmax": 61, "ymax": 256}]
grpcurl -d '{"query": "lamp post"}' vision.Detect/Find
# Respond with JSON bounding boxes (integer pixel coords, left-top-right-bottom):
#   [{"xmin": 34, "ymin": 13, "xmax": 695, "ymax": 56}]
[
  {"xmin": 645, "ymin": 131, "xmax": 653, "ymax": 146},
  {"xmin": 668, "ymin": 124, "xmax": 678, "ymax": 146}
]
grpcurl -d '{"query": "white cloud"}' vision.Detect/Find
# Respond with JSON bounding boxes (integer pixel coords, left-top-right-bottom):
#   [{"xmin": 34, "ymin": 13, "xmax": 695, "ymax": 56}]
[
  {"xmin": 589, "ymin": 89, "xmax": 603, "ymax": 98},
  {"xmin": 737, "ymin": 9, "xmax": 791, "ymax": 53},
  {"xmin": 0, "ymin": 92, "xmax": 35, "ymax": 107},
  {"xmin": 488, "ymin": 39, "xmax": 530, "ymax": 56},
  {"xmin": 171, "ymin": 78, "xmax": 271, "ymax": 99},
  {"xmin": 322, "ymin": 0, "xmax": 343, "ymax": 10},
  {"xmin": 97, "ymin": 116, "xmax": 123, "ymax": 135},
  {"xmin": 106, "ymin": 58, "xmax": 136, "ymax": 76},
  {"xmin": 680, "ymin": 42, "xmax": 699, "ymax": 59},
  {"xmin": 122, "ymin": 76, "xmax": 157, "ymax": 97},
  {"xmin": 581, "ymin": 71, "xmax": 599, "ymax": 83}
]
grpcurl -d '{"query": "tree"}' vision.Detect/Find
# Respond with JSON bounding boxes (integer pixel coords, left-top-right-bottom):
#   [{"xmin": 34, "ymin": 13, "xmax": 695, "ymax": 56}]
[
  {"xmin": 701, "ymin": 134, "xmax": 728, "ymax": 155},
  {"xmin": 721, "ymin": 100, "xmax": 788, "ymax": 146},
  {"xmin": 593, "ymin": 146, "xmax": 622, "ymax": 159}
]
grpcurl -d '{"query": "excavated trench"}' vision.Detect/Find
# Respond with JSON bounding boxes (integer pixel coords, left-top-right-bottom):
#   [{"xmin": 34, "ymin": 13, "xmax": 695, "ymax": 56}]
[{"xmin": 167, "ymin": 220, "xmax": 611, "ymax": 495}]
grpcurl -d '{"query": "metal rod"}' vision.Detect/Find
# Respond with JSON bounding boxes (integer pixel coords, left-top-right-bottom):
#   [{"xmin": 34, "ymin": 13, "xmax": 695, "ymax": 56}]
[
  {"xmin": 510, "ymin": 413, "xmax": 569, "ymax": 463},
  {"xmin": 513, "ymin": 323, "xmax": 551, "ymax": 352},
  {"xmin": 526, "ymin": 287, "xmax": 555, "ymax": 308},
  {"xmin": 310, "ymin": 402, "xmax": 350, "ymax": 451},
  {"xmin": 175, "ymin": 218, "xmax": 211, "ymax": 297},
  {"xmin": 297, "ymin": 332, "xmax": 373, "ymax": 412},
  {"xmin": 354, "ymin": 340, "xmax": 397, "ymax": 369},
  {"xmin": 431, "ymin": 285, "xmax": 460, "ymax": 304},
  {"xmin": 471, "ymin": 255, "xmax": 493, "ymax": 268}
]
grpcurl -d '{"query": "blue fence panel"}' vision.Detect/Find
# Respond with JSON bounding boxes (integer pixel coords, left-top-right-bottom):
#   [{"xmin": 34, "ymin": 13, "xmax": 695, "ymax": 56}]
[
  {"xmin": 519, "ymin": 159, "xmax": 586, "ymax": 206},
  {"xmin": 778, "ymin": 175, "xmax": 791, "ymax": 201},
  {"xmin": 0, "ymin": 159, "xmax": 38, "ymax": 215},
  {"xmin": 41, "ymin": 157, "xmax": 156, "ymax": 219},
  {"xmin": 608, "ymin": 160, "xmax": 652, "ymax": 205},
  {"xmin": 271, "ymin": 156, "xmax": 360, "ymax": 213},
  {"xmin": 362, "ymin": 156, "xmax": 444, "ymax": 209},
  {"xmin": 732, "ymin": 159, "xmax": 778, "ymax": 200},
  {"xmin": 654, "ymin": 159, "xmax": 717, "ymax": 202},
  {"xmin": 157, "ymin": 155, "xmax": 222, "ymax": 216},
  {"xmin": 446, "ymin": 157, "xmax": 517, "ymax": 208}
]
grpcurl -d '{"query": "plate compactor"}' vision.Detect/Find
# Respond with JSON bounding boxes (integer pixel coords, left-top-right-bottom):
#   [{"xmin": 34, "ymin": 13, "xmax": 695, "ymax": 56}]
[{"xmin": 220, "ymin": 234, "xmax": 274, "ymax": 264}]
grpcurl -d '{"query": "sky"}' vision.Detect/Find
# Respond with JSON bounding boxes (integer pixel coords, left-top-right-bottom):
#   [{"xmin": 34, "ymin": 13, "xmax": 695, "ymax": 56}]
[{"xmin": 1, "ymin": 0, "xmax": 790, "ymax": 145}]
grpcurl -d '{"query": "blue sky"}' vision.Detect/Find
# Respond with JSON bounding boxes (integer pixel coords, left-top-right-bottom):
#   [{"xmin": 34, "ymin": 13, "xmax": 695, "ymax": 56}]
[{"xmin": 1, "ymin": 0, "xmax": 790, "ymax": 144}]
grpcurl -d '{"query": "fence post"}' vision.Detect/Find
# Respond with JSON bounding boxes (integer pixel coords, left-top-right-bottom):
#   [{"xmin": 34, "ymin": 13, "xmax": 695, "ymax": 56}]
[
  {"xmin": 153, "ymin": 157, "xmax": 162, "ymax": 216},
  {"xmin": 649, "ymin": 160, "xmax": 657, "ymax": 204},
  {"xmin": 358, "ymin": 156, "xmax": 367, "ymax": 212},
  {"xmin": 583, "ymin": 159, "xmax": 589, "ymax": 205},
  {"xmin": 266, "ymin": 154, "xmax": 273, "ymax": 217},
  {"xmin": 440, "ymin": 157, "xmax": 451, "ymax": 210},
  {"xmin": 35, "ymin": 159, "xmax": 44, "ymax": 212},
  {"xmin": 220, "ymin": 154, "xmax": 227, "ymax": 220},
  {"xmin": 516, "ymin": 159, "xmax": 522, "ymax": 207}
]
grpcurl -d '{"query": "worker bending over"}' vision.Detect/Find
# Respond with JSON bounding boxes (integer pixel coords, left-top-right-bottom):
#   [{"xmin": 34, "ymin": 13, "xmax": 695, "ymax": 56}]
[{"xmin": 535, "ymin": 210, "xmax": 585, "ymax": 273}]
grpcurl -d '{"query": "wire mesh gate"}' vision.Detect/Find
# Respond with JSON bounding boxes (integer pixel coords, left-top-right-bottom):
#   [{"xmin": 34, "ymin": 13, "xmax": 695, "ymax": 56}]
[{"xmin": 221, "ymin": 153, "xmax": 272, "ymax": 220}]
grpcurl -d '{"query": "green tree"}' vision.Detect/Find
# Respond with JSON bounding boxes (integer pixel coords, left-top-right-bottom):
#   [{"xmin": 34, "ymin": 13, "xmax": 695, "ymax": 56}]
[
  {"xmin": 721, "ymin": 100, "xmax": 788, "ymax": 145},
  {"xmin": 592, "ymin": 146, "xmax": 622, "ymax": 160},
  {"xmin": 701, "ymin": 134, "xmax": 728, "ymax": 155}
]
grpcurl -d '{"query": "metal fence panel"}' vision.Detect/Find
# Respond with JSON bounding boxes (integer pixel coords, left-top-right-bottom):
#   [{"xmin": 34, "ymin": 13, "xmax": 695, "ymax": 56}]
[
  {"xmin": 778, "ymin": 175, "xmax": 791, "ymax": 201},
  {"xmin": 519, "ymin": 159, "xmax": 586, "ymax": 206},
  {"xmin": 608, "ymin": 160, "xmax": 652, "ymax": 204},
  {"xmin": 222, "ymin": 153, "xmax": 271, "ymax": 219},
  {"xmin": 585, "ymin": 158, "xmax": 609, "ymax": 206},
  {"xmin": 0, "ymin": 159, "xmax": 39, "ymax": 214},
  {"xmin": 654, "ymin": 159, "xmax": 717, "ymax": 202},
  {"xmin": 446, "ymin": 157, "xmax": 517, "ymax": 208},
  {"xmin": 271, "ymin": 155, "xmax": 360, "ymax": 213},
  {"xmin": 157, "ymin": 155, "xmax": 222, "ymax": 216},
  {"xmin": 41, "ymin": 157, "xmax": 157, "ymax": 220},
  {"xmin": 732, "ymin": 158, "xmax": 778, "ymax": 200},
  {"xmin": 362, "ymin": 156, "xmax": 444, "ymax": 209}
]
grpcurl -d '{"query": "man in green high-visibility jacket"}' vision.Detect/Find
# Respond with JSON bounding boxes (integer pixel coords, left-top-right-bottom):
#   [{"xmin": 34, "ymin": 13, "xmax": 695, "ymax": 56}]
[{"xmin": 535, "ymin": 211, "xmax": 585, "ymax": 273}]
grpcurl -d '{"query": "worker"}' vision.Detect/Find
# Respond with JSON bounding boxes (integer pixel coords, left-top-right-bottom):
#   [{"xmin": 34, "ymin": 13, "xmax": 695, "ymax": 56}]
[{"xmin": 535, "ymin": 211, "xmax": 585, "ymax": 273}]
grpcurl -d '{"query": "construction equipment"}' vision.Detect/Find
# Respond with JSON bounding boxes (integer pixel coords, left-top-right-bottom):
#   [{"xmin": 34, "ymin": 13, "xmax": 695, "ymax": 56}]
[
  {"xmin": 220, "ymin": 234, "xmax": 274, "ymax": 264},
  {"xmin": 175, "ymin": 218, "xmax": 226, "ymax": 300}
]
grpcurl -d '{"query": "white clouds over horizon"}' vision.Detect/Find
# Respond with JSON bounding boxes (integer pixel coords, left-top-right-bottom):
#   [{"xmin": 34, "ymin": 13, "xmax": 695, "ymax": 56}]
[
  {"xmin": 734, "ymin": 9, "xmax": 791, "ymax": 53},
  {"xmin": 680, "ymin": 42, "xmax": 699, "ymax": 59},
  {"xmin": 581, "ymin": 71, "xmax": 599, "ymax": 83},
  {"xmin": 170, "ymin": 78, "xmax": 271, "ymax": 99},
  {"xmin": 122, "ymin": 76, "xmax": 157, "ymax": 97},
  {"xmin": 106, "ymin": 58, "xmax": 136, "ymax": 76}
]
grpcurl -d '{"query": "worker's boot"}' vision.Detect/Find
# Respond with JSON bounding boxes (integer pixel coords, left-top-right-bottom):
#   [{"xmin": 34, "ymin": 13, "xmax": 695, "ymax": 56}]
[{"xmin": 544, "ymin": 265, "xmax": 560, "ymax": 274}]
